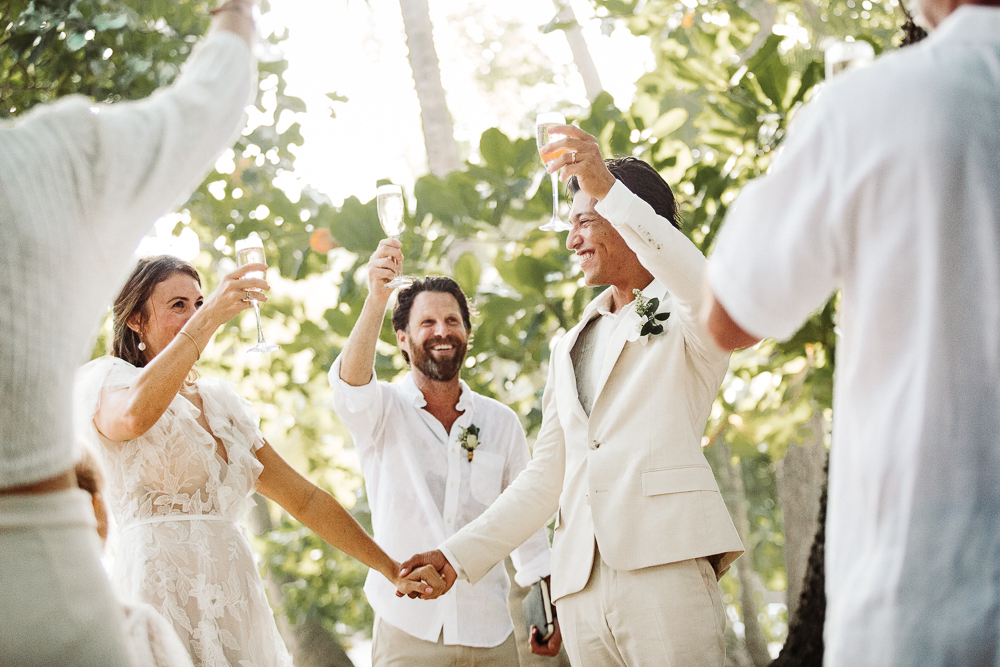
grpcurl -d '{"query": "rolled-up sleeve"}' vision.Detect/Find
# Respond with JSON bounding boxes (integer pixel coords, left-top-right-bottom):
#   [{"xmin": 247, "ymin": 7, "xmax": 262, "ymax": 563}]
[{"xmin": 328, "ymin": 355, "xmax": 385, "ymax": 446}]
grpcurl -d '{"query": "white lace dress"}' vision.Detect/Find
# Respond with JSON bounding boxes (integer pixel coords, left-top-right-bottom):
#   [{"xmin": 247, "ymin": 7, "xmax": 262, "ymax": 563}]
[{"xmin": 76, "ymin": 356, "xmax": 293, "ymax": 667}]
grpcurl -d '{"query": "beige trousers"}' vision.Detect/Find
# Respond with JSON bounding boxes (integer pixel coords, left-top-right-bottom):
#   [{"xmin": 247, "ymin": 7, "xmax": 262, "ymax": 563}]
[
  {"xmin": 372, "ymin": 616, "xmax": 521, "ymax": 667},
  {"xmin": 0, "ymin": 489, "xmax": 134, "ymax": 667},
  {"xmin": 555, "ymin": 544, "xmax": 726, "ymax": 667}
]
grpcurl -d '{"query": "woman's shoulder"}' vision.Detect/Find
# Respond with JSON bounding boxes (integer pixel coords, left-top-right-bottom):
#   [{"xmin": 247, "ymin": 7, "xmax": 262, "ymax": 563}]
[{"xmin": 77, "ymin": 355, "xmax": 140, "ymax": 390}]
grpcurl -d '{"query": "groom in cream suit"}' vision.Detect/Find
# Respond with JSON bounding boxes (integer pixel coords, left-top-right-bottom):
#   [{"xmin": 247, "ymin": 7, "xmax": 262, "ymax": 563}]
[{"xmin": 401, "ymin": 127, "xmax": 744, "ymax": 666}]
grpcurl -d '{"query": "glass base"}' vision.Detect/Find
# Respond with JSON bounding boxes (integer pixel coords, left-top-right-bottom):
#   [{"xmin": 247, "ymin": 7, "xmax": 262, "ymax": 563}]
[
  {"xmin": 540, "ymin": 217, "xmax": 572, "ymax": 232},
  {"xmin": 386, "ymin": 275, "xmax": 414, "ymax": 289},
  {"xmin": 247, "ymin": 342, "xmax": 279, "ymax": 354}
]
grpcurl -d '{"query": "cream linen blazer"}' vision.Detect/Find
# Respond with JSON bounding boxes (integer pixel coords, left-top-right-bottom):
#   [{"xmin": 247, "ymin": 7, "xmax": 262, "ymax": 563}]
[{"xmin": 441, "ymin": 182, "xmax": 744, "ymax": 602}]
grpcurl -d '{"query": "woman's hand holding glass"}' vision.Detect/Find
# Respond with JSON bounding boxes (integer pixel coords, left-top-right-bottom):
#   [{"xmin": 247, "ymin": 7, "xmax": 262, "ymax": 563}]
[{"xmin": 198, "ymin": 262, "xmax": 270, "ymax": 332}]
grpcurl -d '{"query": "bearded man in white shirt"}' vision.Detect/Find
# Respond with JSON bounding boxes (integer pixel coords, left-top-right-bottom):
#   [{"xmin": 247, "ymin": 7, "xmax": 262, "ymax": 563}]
[
  {"xmin": 329, "ymin": 262, "xmax": 558, "ymax": 666},
  {"xmin": 703, "ymin": 1, "xmax": 1000, "ymax": 665},
  {"xmin": 401, "ymin": 136, "xmax": 745, "ymax": 667}
]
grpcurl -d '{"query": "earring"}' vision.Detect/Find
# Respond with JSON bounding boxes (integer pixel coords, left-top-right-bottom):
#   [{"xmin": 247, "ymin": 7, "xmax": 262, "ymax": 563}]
[{"xmin": 138, "ymin": 341, "xmax": 147, "ymax": 351}]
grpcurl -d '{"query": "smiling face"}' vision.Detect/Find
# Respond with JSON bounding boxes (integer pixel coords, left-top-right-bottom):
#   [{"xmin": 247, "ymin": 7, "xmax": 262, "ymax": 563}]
[
  {"xmin": 128, "ymin": 272, "xmax": 205, "ymax": 361},
  {"xmin": 567, "ymin": 191, "xmax": 644, "ymax": 288},
  {"xmin": 397, "ymin": 291, "xmax": 469, "ymax": 383}
]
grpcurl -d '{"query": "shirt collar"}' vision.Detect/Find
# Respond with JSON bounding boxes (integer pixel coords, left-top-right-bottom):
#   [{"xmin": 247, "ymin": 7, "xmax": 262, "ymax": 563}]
[
  {"xmin": 583, "ymin": 278, "xmax": 667, "ymax": 320},
  {"xmin": 399, "ymin": 372, "xmax": 476, "ymax": 415}
]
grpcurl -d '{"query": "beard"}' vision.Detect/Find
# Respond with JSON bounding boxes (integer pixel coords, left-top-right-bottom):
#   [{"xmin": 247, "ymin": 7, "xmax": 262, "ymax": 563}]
[{"xmin": 410, "ymin": 335, "xmax": 468, "ymax": 382}]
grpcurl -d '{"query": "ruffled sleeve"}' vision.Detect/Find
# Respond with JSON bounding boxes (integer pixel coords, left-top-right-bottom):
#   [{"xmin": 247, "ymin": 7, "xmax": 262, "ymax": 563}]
[{"xmin": 74, "ymin": 356, "xmax": 141, "ymax": 451}]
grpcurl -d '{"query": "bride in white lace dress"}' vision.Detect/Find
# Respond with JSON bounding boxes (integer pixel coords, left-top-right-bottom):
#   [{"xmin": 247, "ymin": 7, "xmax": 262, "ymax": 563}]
[{"xmin": 76, "ymin": 256, "xmax": 443, "ymax": 667}]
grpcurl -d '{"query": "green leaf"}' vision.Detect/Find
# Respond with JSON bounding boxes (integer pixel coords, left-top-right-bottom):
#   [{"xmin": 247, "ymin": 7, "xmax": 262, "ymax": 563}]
[
  {"xmin": 93, "ymin": 13, "xmax": 128, "ymax": 31},
  {"xmin": 747, "ymin": 34, "xmax": 788, "ymax": 109},
  {"xmin": 453, "ymin": 252, "xmax": 481, "ymax": 296},
  {"xmin": 648, "ymin": 107, "xmax": 688, "ymax": 138},
  {"xmin": 655, "ymin": 312, "xmax": 670, "ymax": 321},
  {"xmin": 480, "ymin": 128, "xmax": 514, "ymax": 172}
]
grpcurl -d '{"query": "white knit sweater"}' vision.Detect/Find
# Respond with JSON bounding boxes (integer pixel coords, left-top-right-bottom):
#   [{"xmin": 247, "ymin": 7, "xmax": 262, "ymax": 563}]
[{"xmin": 0, "ymin": 31, "xmax": 254, "ymax": 488}]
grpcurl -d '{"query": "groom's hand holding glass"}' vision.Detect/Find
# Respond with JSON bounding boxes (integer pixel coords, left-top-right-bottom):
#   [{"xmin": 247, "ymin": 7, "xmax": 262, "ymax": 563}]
[{"xmin": 539, "ymin": 124, "xmax": 617, "ymax": 202}]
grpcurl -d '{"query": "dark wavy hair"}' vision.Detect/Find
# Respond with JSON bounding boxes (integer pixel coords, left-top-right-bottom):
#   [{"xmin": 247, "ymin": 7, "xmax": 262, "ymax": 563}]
[
  {"xmin": 112, "ymin": 255, "xmax": 201, "ymax": 368},
  {"xmin": 391, "ymin": 276, "xmax": 473, "ymax": 364},
  {"xmin": 567, "ymin": 156, "xmax": 681, "ymax": 230}
]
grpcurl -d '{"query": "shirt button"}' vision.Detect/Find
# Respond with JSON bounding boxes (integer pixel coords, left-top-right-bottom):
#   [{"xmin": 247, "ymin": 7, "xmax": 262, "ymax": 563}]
[{"xmin": 590, "ymin": 440, "xmax": 601, "ymax": 450}]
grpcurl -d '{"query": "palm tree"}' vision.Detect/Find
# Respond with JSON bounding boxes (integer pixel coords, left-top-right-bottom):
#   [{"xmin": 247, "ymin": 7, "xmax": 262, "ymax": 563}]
[{"xmin": 398, "ymin": 0, "xmax": 461, "ymax": 178}]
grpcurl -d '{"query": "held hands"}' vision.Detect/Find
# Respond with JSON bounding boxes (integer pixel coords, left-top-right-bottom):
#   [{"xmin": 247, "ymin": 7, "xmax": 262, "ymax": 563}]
[
  {"xmin": 368, "ymin": 239, "xmax": 404, "ymax": 302},
  {"xmin": 390, "ymin": 562, "xmax": 449, "ymax": 599},
  {"xmin": 540, "ymin": 125, "xmax": 617, "ymax": 201},
  {"xmin": 396, "ymin": 550, "xmax": 457, "ymax": 600},
  {"xmin": 199, "ymin": 262, "xmax": 269, "ymax": 330}
]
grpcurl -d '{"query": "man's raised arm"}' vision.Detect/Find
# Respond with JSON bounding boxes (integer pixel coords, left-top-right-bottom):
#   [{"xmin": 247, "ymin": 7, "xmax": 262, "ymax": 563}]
[{"xmin": 338, "ymin": 239, "xmax": 404, "ymax": 386}]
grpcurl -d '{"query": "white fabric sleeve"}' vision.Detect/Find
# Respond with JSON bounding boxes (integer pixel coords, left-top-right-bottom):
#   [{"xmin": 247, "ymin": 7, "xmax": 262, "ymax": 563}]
[
  {"xmin": 74, "ymin": 357, "xmax": 141, "ymax": 449},
  {"xmin": 501, "ymin": 410, "xmax": 552, "ymax": 587},
  {"xmin": 708, "ymin": 102, "xmax": 844, "ymax": 341},
  {"xmin": 328, "ymin": 355, "xmax": 385, "ymax": 445},
  {"xmin": 22, "ymin": 31, "xmax": 254, "ymax": 272},
  {"xmin": 440, "ymin": 354, "xmax": 565, "ymax": 585},
  {"xmin": 596, "ymin": 180, "xmax": 726, "ymax": 361}
]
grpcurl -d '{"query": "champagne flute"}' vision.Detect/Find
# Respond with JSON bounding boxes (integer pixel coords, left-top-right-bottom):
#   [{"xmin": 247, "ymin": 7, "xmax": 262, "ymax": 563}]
[
  {"xmin": 377, "ymin": 184, "xmax": 413, "ymax": 289},
  {"xmin": 234, "ymin": 233, "xmax": 278, "ymax": 354},
  {"xmin": 536, "ymin": 112, "xmax": 573, "ymax": 232}
]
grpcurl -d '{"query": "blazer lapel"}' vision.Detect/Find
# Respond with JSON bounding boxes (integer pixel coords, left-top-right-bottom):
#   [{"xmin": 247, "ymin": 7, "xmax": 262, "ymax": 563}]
[{"xmin": 559, "ymin": 296, "xmax": 608, "ymax": 424}]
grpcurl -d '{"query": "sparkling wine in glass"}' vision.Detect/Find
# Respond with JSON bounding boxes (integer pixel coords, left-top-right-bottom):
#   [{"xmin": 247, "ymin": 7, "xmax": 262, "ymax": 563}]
[
  {"xmin": 234, "ymin": 233, "xmax": 278, "ymax": 354},
  {"xmin": 377, "ymin": 184, "xmax": 412, "ymax": 289},
  {"xmin": 536, "ymin": 112, "xmax": 572, "ymax": 232}
]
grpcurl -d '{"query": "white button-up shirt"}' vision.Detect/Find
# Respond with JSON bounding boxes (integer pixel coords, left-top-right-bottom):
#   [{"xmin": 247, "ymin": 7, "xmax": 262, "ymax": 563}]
[
  {"xmin": 709, "ymin": 7, "xmax": 1000, "ymax": 666},
  {"xmin": 329, "ymin": 357, "xmax": 551, "ymax": 647}
]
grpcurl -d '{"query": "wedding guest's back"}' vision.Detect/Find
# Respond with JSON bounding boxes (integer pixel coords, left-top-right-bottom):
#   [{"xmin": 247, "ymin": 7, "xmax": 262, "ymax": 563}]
[{"xmin": 0, "ymin": 3, "xmax": 256, "ymax": 665}]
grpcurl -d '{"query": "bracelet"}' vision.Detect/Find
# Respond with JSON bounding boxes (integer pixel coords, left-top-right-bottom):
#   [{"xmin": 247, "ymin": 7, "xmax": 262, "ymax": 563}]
[
  {"xmin": 210, "ymin": 0, "xmax": 253, "ymax": 17},
  {"xmin": 178, "ymin": 330, "xmax": 203, "ymax": 359}
]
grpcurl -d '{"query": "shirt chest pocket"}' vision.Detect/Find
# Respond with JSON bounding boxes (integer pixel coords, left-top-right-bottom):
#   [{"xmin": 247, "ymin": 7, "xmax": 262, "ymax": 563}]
[{"xmin": 468, "ymin": 450, "xmax": 505, "ymax": 506}]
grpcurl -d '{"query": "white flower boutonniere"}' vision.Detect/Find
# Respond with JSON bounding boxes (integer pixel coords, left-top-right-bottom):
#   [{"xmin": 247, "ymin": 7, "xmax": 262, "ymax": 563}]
[
  {"xmin": 626, "ymin": 289, "xmax": 671, "ymax": 346},
  {"xmin": 459, "ymin": 424, "xmax": 481, "ymax": 461}
]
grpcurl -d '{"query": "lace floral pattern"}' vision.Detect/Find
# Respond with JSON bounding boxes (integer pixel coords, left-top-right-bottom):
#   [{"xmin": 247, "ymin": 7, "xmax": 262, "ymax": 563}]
[{"xmin": 76, "ymin": 357, "xmax": 292, "ymax": 667}]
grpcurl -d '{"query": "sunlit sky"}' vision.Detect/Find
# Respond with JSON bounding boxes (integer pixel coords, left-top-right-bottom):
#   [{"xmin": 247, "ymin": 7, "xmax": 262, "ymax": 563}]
[{"xmin": 257, "ymin": 0, "xmax": 653, "ymax": 206}]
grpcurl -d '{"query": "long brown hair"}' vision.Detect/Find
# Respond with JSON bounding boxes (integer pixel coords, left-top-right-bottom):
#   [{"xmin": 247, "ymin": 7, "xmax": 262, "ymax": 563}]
[{"xmin": 112, "ymin": 255, "xmax": 201, "ymax": 368}]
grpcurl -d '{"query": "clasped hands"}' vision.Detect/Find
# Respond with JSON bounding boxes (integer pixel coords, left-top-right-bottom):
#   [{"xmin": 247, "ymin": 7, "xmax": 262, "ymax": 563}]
[{"xmin": 393, "ymin": 549, "xmax": 457, "ymax": 600}]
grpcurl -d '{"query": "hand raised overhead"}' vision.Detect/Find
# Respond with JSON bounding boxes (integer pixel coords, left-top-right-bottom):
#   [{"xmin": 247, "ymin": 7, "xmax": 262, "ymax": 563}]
[
  {"xmin": 539, "ymin": 124, "xmax": 617, "ymax": 201},
  {"xmin": 396, "ymin": 550, "xmax": 457, "ymax": 600}
]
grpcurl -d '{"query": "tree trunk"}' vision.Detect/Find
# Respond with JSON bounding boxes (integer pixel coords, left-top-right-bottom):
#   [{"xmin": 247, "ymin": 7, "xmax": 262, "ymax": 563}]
[
  {"xmin": 398, "ymin": 0, "xmax": 461, "ymax": 178},
  {"xmin": 775, "ymin": 413, "xmax": 827, "ymax": 622},
  {"xmin": 705, "ymin": 439, "xmax": 772, "ymax": 667},
  {"xmin": 551, "ymin": 1, "xmax": 603, "ymax": 101},
  {"xmin": 250, "ymin": 495, "xmax": 356, "ymax": 667}
]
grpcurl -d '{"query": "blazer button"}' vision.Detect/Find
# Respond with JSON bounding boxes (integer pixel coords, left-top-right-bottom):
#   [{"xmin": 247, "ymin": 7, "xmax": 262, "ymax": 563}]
[{"xmin": 590, "ymin": 440, "xmax": 601, "ymax": 450}]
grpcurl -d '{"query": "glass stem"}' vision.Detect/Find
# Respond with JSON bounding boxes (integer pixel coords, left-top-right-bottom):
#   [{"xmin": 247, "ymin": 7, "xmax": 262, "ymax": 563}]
[
  {"xmin": 252, "ymin": 299, "xmax": 266, "ymax": 344},
  {"xmin": 550, "ymin": 172, "xmax": 559, "ymax": 220}
]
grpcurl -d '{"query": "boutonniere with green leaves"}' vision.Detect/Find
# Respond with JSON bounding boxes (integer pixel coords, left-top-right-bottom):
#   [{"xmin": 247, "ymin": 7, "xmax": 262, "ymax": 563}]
[
  {"xmin": 458, "ymin": 424, "xmax": 481, "ymax": 461},
  {"xmin": 627, "ymin": 288, "xmax": 671, "ymax": 346}
]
